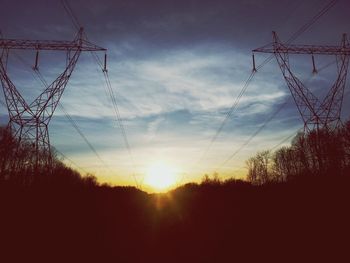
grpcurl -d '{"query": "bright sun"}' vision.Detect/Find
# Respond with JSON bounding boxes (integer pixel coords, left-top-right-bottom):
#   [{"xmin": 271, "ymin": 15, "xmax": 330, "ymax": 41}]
[{"xmin": 145, "ymin": 162, "xmax": 178, "ymax": 191}]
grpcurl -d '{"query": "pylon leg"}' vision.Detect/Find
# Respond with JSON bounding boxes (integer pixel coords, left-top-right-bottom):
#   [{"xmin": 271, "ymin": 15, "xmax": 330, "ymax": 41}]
[
  {"xmin": 0, "ymin": 27, "xmax": 105, "ymax": 179},
  {"xmin": 0, "ymin": 50, "xmax": 80, "ymax": 176}
]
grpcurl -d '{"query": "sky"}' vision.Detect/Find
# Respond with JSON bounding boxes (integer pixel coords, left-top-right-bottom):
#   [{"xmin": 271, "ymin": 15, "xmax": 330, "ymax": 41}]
[{"xmin": 1, "ymin": 0, "xmax": 350, "ymax": 189}]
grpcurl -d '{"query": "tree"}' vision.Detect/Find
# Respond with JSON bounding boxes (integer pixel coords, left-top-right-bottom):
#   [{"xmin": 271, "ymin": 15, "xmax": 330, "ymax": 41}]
[
  {"xmin": 246, "ymin": 120, "xmax": 350, "ymax": 184},
  {"xmin": 0, "ymin": 127, "xmax": 18, "ymax": 180},
  {"xmin": 0, "ymin": 125, "xmax": 98, "ymax": 187},
  {"xmin": 246, "ymin": 150, "xmax": 271, "ymax": 184}
]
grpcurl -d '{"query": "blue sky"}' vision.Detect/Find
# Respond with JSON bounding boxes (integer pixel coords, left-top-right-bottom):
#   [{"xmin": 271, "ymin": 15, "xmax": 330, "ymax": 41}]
[{"xmin": 1, "ymin": 0, "xmax": 350, "ymax": 187}]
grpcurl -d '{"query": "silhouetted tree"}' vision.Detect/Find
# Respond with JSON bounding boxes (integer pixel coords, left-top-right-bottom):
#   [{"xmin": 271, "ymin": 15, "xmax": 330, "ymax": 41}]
[
  {"xmin": 0, "ymin": 127, "xmax": 14, "ymax": 180},
  {"xmin": 341, "ymin": 120, "xmax": 350, "ymax": 169},
  {"xmin": 247, "ymin": 120, "xmax": 350, "ymax": 184},
  {"xmin": 201, "ymin": 172, "xmax": 221, "ymax": 185},
  {"xmin": 0, "ymin": 126, "xmax": 98, "ymax": 187},
  {"xmin": 246, "ymin": 150, "xmax": 271, "ymax": 184}
]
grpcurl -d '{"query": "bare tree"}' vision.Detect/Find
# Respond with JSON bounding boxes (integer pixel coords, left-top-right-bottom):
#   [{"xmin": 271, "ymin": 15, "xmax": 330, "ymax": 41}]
[{"xmin": 246, "ymin": 150, "xmax": 271, "ymax": 184}]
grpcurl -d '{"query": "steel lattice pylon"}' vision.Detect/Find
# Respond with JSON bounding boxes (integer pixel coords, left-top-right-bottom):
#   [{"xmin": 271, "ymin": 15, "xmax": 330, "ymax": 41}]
[
  {"xmin": 253, "ymin": 32, "xmax": 350, "ymax": 132},
  {"xmin": 0, "ymin": 28, "xmax": 106, "ymax": 171}
]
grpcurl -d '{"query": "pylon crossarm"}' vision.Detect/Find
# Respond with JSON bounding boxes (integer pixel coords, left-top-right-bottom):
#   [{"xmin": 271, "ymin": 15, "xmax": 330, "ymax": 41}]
[
  {"xmin": 0, "ymin": 38, "xmax": 106, "ymax": 52},
  {"xmin": 254, "ymin": 31, "xmax": 349, "ymax": 56},
  {"xmin": 253, "ymin": 43, "xmax": 350, "ymax": 55}
]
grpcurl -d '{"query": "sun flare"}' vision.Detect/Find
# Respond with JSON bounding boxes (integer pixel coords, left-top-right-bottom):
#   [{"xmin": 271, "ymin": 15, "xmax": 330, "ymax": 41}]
[{"xmin": 145, "ymin": 162, "xmax": 179, "ymax": 191}]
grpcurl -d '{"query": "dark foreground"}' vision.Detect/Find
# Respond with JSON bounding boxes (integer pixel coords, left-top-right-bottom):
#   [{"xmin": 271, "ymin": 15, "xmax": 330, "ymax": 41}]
[{"xmin": 1, "ymin": 176, "xmax": 349, "ymax": 262}]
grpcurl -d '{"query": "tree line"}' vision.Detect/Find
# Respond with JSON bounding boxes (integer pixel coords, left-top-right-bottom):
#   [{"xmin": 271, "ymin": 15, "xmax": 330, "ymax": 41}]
[
  {"xmin": 0, "ymin": 126, "xmax": 98, "ymax": 187},
  {"xmin": 246, "ymin": 120, "xmax": 350, "ymax": 184}
]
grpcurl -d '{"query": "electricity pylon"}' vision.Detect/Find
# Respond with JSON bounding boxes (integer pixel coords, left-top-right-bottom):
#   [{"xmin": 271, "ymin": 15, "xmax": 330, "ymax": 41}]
[
  {"xmin": 0, "ymin": 28, "xmax": 106, "ymax": 171},
  {"xmin": 253, "ymin": 32, "xmax": 350, "ymax": 132}
]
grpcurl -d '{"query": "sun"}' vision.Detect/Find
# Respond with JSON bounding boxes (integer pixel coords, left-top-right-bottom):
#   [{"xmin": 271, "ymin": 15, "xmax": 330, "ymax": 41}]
[{"xmin": 145, "ymin": 162, "xmax": 179, "ymax": 191}]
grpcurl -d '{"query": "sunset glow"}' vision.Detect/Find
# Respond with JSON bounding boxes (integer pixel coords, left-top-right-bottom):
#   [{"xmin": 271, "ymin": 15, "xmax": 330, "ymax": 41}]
[
  {"xmin": 1, "ymin": 0, "xmax": 349, "ymax": 188},
  {"xmin": 145, "ymin": 162, "xmax": 179, "ymax": 191}
]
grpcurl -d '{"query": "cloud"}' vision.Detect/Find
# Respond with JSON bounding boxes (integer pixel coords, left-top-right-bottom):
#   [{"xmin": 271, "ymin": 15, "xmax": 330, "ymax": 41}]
[
  {"xmin": 0, "ymin": 40, "xmax": 304, "ymax": 181},
  {"xmin": 1, "ymin": 0, "xmax": 349, "ymax": 185},
  {"xmin": 147, "ymin": 116, "xmax": 165, "ymax": 141}
]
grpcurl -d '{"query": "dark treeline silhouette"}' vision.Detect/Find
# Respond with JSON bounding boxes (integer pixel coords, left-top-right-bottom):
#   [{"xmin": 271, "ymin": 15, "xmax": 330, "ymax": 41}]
[
  {"xmin": 0, "ymin": 126, "xmax": 98, "ymax": 188},
  {"xmin": 0, "ymin": 125, "xmax": 349, "ymax": 262},
  {"xmin": 247, "ymin": 121, "xmax": 350, "ymax": 184}
]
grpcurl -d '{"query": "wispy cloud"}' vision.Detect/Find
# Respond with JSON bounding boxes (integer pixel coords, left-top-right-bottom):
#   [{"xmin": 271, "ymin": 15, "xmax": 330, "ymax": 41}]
[
  {"xmin": 1, "ymin": 0, "xmax": 349, "ymax": 185},
  {"xmin": 1, "ymin": 41, "xmax": 304, "ymax": 182}
]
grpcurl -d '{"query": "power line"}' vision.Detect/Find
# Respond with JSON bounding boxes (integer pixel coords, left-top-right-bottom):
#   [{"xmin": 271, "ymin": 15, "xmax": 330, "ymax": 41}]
[
  {"xmin": 61, "ymin": 0, "xmax": 80, "ymax": 30},
  {"xmin": 60, "ymin": 2, "xmax": 140, "ymax": 186},
  {"xmin": 18, "ymin": 51, "xmax": 112, "ymax": 172},
  {"xmin": 221, "ymin": 83, "xmax": 344, "ymax": 179},
  {"xmin": 195, "ymin": 71, "xmax": 257, "ymax": 167},
  {"xmin": 102, "ymin": 67, "xmax": 139, "ymax": 187},
  {"xmin": 53, "ymin": 146, "xmax": 89, "ymax": 174},
  {"xmin": 254, "ymin": 0, "xmax": 339, "ymax": 72},
  {"xmin": 247, "ymin": 84, "xmax": 350, "ymax": 158},
  {"xmin": 219, "ymin": 54, "xmax": 338, "ymax": 171},
  {"xmin": 210, "ymin": 0, "xmax": 337, "ymax": 167},
  {"xmin": 90, "ymin": 52, "xmax": 136, "ymax": 164},
  {"xmin": 217, "ymin": 100, "xmax": 288, "ymax": 171},
  {"xmin": 269, "ymin": 128, "xmax": 303, "ymax": 152},
  {"xmin": 10, "ymin": 50, "xmax": 114, "ymax": 174},
  {"xmin": 58, "ymin": 0, "xmax": 339, "ymax": 185},
  {"xmin": 59, "ymin": 3, "xmax": 119, "ymax": 173},
  {"xmin": 35, "ymin": 73, "xmax": 113, "ymax": 173},
  {"xmin": 57, "ymin": 103, "xmax": 113, "ymax": 172},
  {"xmin": 287, "ymin": 0, "xmax": 338, "ymax": 44}
]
